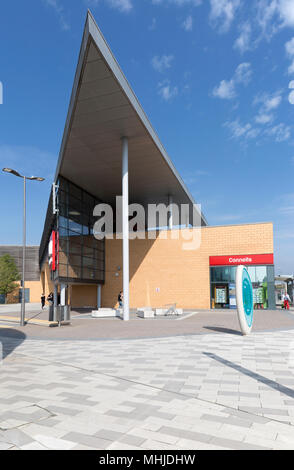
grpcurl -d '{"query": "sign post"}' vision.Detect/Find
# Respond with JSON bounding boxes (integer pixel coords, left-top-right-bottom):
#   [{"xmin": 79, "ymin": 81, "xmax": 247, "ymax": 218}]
[{"xmin": 236, "ymin": 265, "xmax": 254, "ymax": 335}]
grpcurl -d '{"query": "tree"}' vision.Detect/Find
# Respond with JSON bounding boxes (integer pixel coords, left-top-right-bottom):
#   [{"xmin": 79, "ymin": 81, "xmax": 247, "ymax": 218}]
[{"xmin": 0, "ymin": 254, "xmax": 21, "ymax": 303}]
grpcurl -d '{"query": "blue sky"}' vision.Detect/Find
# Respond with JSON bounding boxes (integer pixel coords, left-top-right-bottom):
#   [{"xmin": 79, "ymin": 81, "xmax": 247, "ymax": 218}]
[{"xmin": 0, "ymin": 0, "xmax": 293, "ymax": 274}]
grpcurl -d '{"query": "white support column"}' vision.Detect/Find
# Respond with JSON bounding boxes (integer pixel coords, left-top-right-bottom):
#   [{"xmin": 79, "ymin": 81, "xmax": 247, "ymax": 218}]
[
  {"xmin": 60, "ymin": 284, "xmax": 66, "ymax": 306},
  {"xmin": 168, "ymin": 195, "xmax": 173, "ymax": 230},
  {"xmin": 186, "ymin": 206, "xmax": 190, "ymax": 228},
  {"xmin": 97, "ymin": 284, "xmax": 102, "ymax": 309},
  {"xmin": 122, "ymin": 137, "xmax": 130, "ymax": 321}
]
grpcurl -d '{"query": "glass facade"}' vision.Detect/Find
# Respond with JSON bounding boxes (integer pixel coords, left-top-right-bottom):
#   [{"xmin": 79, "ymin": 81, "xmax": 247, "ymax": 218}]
[
  {"xmin": 210, "ymin": 265, "xmax": 275, "ymax": 310},
  {"xmin": 56, "ymin": 176, "xmax": 105, "ymax": 284}
]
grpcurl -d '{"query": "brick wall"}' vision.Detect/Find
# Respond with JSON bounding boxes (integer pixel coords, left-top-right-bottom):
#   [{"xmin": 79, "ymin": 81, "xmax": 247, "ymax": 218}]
[
  {"xmin": 6, "ymin": 280, "xmax": 45, "ymax": 304},
  {"xmin": 102, "ymin": 223, "xmax": 274, "ymax": 310},
  {"xmin": 71, "ymin": 285, "xmax": 97, "ymax": 308}
]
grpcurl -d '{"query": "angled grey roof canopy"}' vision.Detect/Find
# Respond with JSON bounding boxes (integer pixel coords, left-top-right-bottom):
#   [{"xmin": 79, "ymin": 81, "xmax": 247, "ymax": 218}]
[{"xmin": 55, "ymin": 11, "xmax": 207, "ymax": 227}]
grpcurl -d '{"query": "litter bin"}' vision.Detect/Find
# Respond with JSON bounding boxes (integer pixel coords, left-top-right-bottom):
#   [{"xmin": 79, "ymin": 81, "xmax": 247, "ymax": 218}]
[
  {"xmin": 57, "ymin": 305, "xmax": 71, "ymax": 323},
  {"xmin": 64, "ymin": 305, "xmax": 71, "ymax": 322},
  {"xmin": 49, "ymin": 304, "xmax": 54, "ymax": 322}
]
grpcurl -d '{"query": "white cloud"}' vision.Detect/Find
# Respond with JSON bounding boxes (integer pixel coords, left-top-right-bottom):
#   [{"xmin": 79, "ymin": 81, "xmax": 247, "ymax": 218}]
[
  {"xmin": 278, "ymin": 0, "xmax": 294, "ymax": 28},
  {"xmin": 151, "ymin": 55, "xmax": 175, "ymax": 72},
  {"xmin": 285, "ymin": 37, "xmax": 294, "ymax": 55},
  {"xmin": 209, "ymin": 0, "xmax": 241, "ymax": 33},
  {"xmin": 182, "ymin": 15, "xmax": 193, "ymax": 32},
  {"xmin": 253, "ymin": 91, "xmax": 282, "ymax": 124},
  {"xmin": 224, "ymin": 119, "xmax": 253, "ymax": 139},
  {"xmin": 264, "ymin": 94, "xmax": 282, "ymax": 110},
  {"xmin": 225, "ymin": 118, "xmax": 265, "ymax": 140},
  {"xmin": 256, "ymin": 0, "xmax": 278, "ymax": 38},
  {"xmin": 107, "ymin": 0, "xmax": 133, "ymax": 12},
  {"xmin": 289, "ymin": 60, "xmax": 294, "ymax": 74},
  {"xmin": 158, "ymin": 80, "xmax": 178, "ymax": 101},
  {"xmin": 234, "ymin": 22, "xmax": 252, "ymax": 53},
  {"xmin": 285, "ymin": 37, "xmax": 294, "ymax": 74},
  {"xmin": 152, "ymin": 0, "xmax": 202, "ymax": 5},
  {"xmin": 213, "ymin": 80, "xmax": 236, "ymax": 99},
  {"xmin": 256, "ymin": 0, "xmax": 294, "ymax": 39},
  {"xmin": 265, "ymin": 123, "xmax": 291, "ymax": 141},
  {"xmin": 255, "ymin": 113, "xmax": 274, "ymax": 124},
  {"xmin": 43, "ymin": 0, "xmax": 70, "ymax": 30},
  {"xmin": 86, "ymin": 0, "xmax": 133, "ymax": 12},
  {"xmin": 212, "ymin": 63, "xmax": 252, "ymax": 100},
  {"xmin": 225, "ymin": 118, "xmax": 291, "ymax": 143},
  {"xmin": 234, "ymin": 62, "xmax": 252, "ymax": 84},
  {"xmin": 246, "ymin": 127, "xmax": 261, "ymax": 139}
]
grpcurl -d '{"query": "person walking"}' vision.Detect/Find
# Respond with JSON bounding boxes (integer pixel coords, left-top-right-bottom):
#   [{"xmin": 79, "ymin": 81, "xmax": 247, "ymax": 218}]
[
  {"xmin": 118, "ymin": 290, "xmax": 123, "ymax": 308},
  {"xmin": 283, "ymin": 292, "xmax": 291, "ymax": 310},
  {"xmin": 47, "ymin": 292, "xmax": 54, "ymax": 321},
  {"xmin": 41, "ymin": 293, "xmax": 46, "ymax": 310}
]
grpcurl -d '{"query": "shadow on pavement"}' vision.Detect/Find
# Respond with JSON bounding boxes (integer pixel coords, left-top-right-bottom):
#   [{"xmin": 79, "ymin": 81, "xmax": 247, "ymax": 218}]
[
  {"xmin": 204, "ymin": 352, "xmax": 294, "ymax": 399},
  {"xmin": 204, "ymin": 326, "xmax": 242, "ymax": 336},
  {"xmin": 0, "ymin": 329, "xmax": 26, "ymax": 360}
]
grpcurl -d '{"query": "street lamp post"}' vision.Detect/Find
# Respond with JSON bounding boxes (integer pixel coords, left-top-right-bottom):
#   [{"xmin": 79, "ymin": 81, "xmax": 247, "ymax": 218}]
[{"xmin": 2, "ymin": 168, "xmax": 45, "ymax": 326}]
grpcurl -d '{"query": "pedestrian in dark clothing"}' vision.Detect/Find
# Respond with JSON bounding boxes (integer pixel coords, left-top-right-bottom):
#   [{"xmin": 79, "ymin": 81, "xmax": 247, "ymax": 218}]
[
  {"xmin": 41, "ymin": 293, "xmax": 46, "ymax": 310},
  {"xmin": 118, "ymin": 291, "xmax": 123, "ymax": 308},
  {"xmin": 47, "ymin": 292, "xmax": 54, "ymax": 322}
]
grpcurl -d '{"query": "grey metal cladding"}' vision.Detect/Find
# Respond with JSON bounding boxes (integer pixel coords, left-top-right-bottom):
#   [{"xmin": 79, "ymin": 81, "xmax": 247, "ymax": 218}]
[{"xmin": 0, "ymin": 246, "xmax": 40, "ymax": 281}]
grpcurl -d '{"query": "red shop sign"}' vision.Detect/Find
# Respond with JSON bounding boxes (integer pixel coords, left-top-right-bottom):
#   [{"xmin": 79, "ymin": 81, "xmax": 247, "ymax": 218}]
[
  {"xmin": 209, "ymin": 254, "xmax": 274, "ymax": 266},
  {"xmin": 48, "ymin": 231, "xmax": 59, "ymax": 271}
]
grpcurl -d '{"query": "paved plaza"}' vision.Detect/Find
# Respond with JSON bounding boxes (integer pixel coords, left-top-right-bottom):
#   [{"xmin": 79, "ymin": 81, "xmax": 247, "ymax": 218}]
[
  {"xmin": 1, "ymin": 309, "xmax": 294, "ymax": 450},
  {"xmin": 1, "ymin": 305, "xmax": 294, "ymax": 340}
]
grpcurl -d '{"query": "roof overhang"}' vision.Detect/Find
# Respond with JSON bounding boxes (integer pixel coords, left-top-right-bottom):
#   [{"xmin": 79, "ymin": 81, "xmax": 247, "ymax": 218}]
[{"xmin": 54, "ymin": 11, "xmax": 207, "ymax": 227}]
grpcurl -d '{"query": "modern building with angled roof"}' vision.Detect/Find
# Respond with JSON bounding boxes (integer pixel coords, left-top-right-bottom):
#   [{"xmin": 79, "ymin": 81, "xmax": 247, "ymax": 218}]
[{"xmin": 39, "ymin": 12, "xmax": 276, "ymax": 320}]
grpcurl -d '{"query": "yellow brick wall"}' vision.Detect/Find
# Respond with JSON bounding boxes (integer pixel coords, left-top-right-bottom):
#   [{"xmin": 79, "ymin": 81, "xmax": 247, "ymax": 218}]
[
  {"xmin": 26, "ymin": 280, "xmax": 44, "ymax": 303},
  {"xmin": 39, "ymin": 262, "xmax": 98, "ymax": 308},
  {"xmin": 71, "ymin": 285, "xmax": 97, "ymax": 308},
  {"xmin": 102, "ymin": 223, "xmax": 274, "ymax": 310},
  {"xmin": 6, "ymin": 280, "xmax": 44, "ymax": 304}
]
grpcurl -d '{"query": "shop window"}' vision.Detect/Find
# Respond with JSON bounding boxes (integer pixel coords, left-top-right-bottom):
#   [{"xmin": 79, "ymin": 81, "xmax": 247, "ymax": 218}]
[
  {"xmin": 256, "ymin": 266, "xmax": 267, "ymax": 283},
  {"xmin": 247, "ymin": 266, "xmax": 256, "ymax": 283},
  {"xmin": 210, "ymin": 264, "xmax": 274, "ymax": 310}
]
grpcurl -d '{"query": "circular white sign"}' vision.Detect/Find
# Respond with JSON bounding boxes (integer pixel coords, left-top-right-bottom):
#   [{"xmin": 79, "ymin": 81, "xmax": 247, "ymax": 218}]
[{"xmin": 236, "ymin": 265, "xmax": 254, "ymax": 336}]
